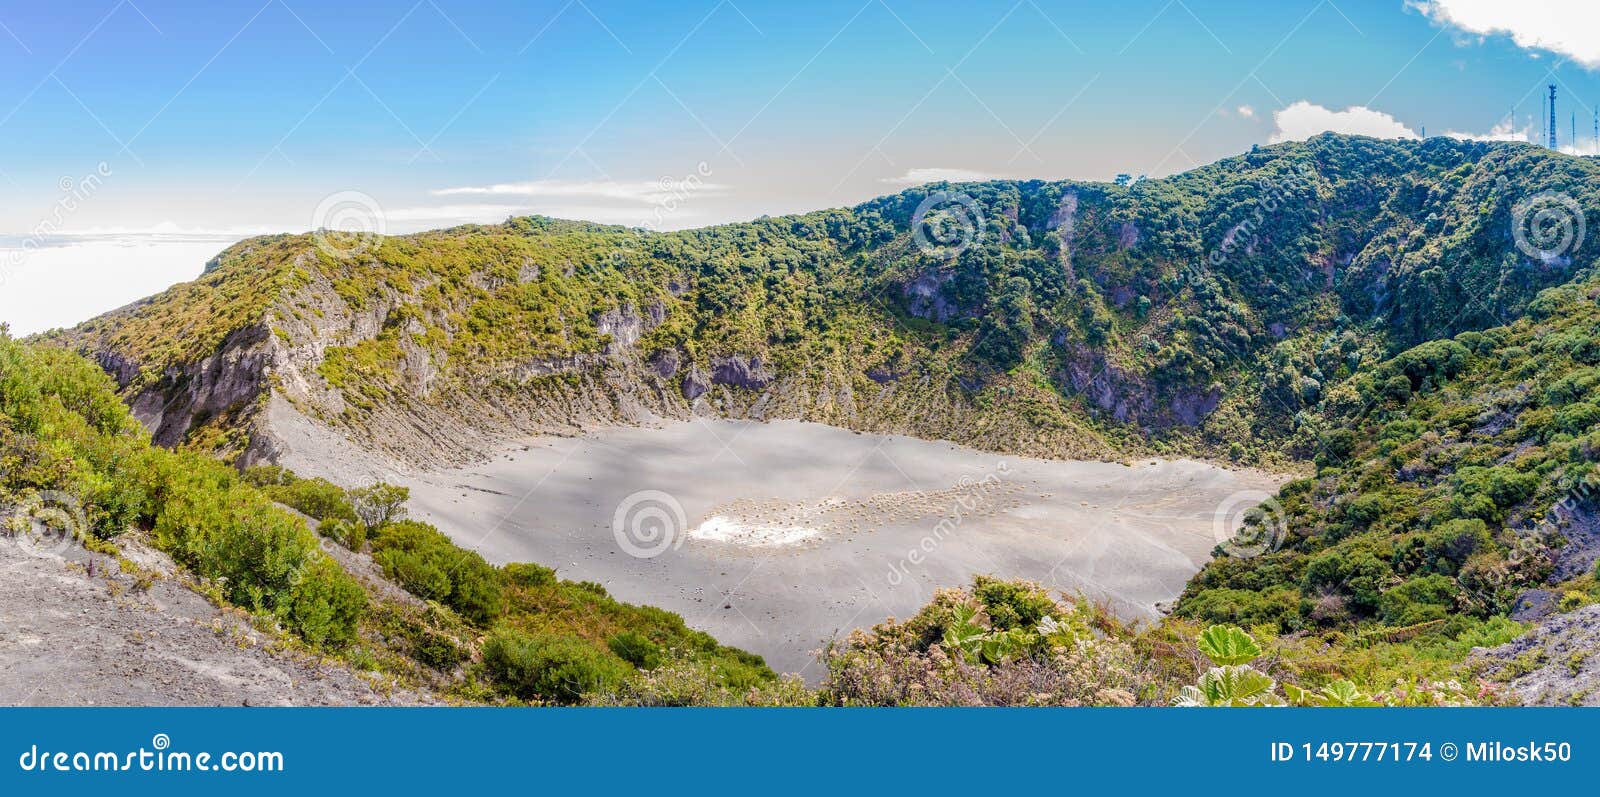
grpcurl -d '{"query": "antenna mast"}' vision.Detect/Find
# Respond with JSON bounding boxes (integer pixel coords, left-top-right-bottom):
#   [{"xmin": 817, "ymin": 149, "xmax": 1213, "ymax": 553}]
[{"xmin": 1548, "ymin": 85, "xmax": 1558, "ymax": 149}]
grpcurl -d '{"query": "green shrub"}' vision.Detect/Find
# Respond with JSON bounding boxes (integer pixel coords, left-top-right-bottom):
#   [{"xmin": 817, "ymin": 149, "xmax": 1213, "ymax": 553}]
[
  {"xmin": 1301, "ymin": 547, "xmax": 1392, "ymax": 614},
  {"xmin": 349, "ymin": 483, "xmax": 410, "ymax": 530},
  {"xmin": 482, "ymin": 629, "xmax": 626, "ymax": 704},
  {"xmin": 503, "ymin": 561, "xmax": 557, "ymax": 588},
  {"xmin": 607, "ymin": 631, "xmax": 663, "ymax": 669},
  {"xmin": 1559, "ymin": 590, "xmax": 1589, "ymax": 612},
  {"xmin": 971, "ymin": 575, "xmax": 1056, "ymax": 630},
  {"xmin": 285, "ymin": 555, "xmax": 367, "ymax": 647},
  {"xmin": 370, "ymin": 519, "xmax": 502, "ymax": 624},
  {"xmin": 1379, "ymin": 574, "xmax": 1456, "ymax": 625},
  {"xmin": 412, "ymin": 628, "xmax": 466, "ymax": 670},
  {"xmin": 1385, "ymin": 339, "xmax": 1469, "ymax": 390},
  {"xmin": 450, "ymin": 560, "xmax": 504, "ymax": 625},
  {"xmin": 1545, "ymin": 368, "xmax": 1599, "ymax": 406},
  {"xmin": 1451, "ymin": 466, "xmax": 1539, "ymax": 518},
  {"xmin": 319, "ymin": 517, "xmax": 366, "ymax": 551},
  {"xmin": 1343, "ymin": 493, "xmax": 1387, "ymax": 529},
  {"xmin": 1553, "ymin": 403, "xmax": 1600, "ymax": 436},
  {"xmin": 242, "ymin": 464, "xmax": 294, "ymax": 488},
  {"xmin": 266, "ymin": 476, "xmax": 357, "ymax": 522},
  {"xmin": 1392, "ymin": 519, "xmax": 1490, "ymax": 576},
  {"xmin": 1181, "ymin": 587, "xmax": 1302, "ymax": 630},
  {"xmin": 1380, "ymin": 374, "xmax": 1412, "ymax": 403},
  {"xmin": 376, "ymin": 547, "xmax": 453, "ymax": 599},
  {"xmin": 153, "ymin": 464, "xmax": 313, "ymax": 609}
]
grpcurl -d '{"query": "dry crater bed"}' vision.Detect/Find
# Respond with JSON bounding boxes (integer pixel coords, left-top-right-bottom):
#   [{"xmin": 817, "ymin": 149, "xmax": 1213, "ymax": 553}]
[{"xmin": 296, "ymin": 419, "xmax": 1286, "ymax": 678}]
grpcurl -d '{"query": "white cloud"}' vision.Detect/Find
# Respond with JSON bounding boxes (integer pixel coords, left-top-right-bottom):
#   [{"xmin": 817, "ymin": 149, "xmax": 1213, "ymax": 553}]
[
  {"xmin": 383, "ymin": 201, "xmax": 718, "ymax": 232},
  {"xmin": 1560, "ymin": 139, "xmax": 1600, "ymax": 157},
  {"xmin": 1269, "ymin": 101, "xmax": 1420, "ymax": 143},
  {"xmin": 1, "ymin": 239, "xmax": 225, "ymax": 335},
  {"xmin": 431, "ymin": 178, "xmax": 728, "ymax": 205},
  {"xmin": 1411, "ymin": 0, "xmax": 1600, "ymax": 68},
  {"xmin": 1440, "ymin": 117, "xmax": 1532, "ymax": 142},
  {"xmin": 880, "ymin": 167, "xmax": 1000, "ymax": 186},
  {"xmin": 1237, "ymin": 105, "xmax": 1255, "ymax": 118},
  {"xmin": 423, "ymin": 175, "xmax": 728, "ymax": 231}
]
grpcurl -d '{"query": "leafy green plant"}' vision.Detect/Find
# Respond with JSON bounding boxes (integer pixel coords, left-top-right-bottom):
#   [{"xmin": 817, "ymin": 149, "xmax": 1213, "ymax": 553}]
[
  {"xmin": 1196, "ymin": 625, "xmax": 1263, "ymax": 665},
  {"xmin": 265, "ymin": 476, "xmax": 357, "ymax": 523},
  {"xmin": 1175, "ymin": 626, "xmax": 1284, "ymax": 707},
  {"xmin": 319, "ymin": 517, "xmax": 366, "ymax": 551},
  {"xmin": 940, "ymin": 603, "xmax": 1031, "ymax": 665},
  {"xmin": 1173, "ymin": 665, "xmax": 1284, "ymax": 707},
  {"xmin": 607, "ymin": 631, "xmax": 663, "ymax": 669},
  {"xmin": 482, "ymin": 629, "xmax": 627, "ymax": 704},
  {"xmin": 1285, "ymin": 680, "xmax": 1378, "ymax": 707}
]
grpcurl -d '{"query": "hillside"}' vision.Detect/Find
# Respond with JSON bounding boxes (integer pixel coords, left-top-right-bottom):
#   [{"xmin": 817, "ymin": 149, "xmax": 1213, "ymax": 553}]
[
  {"xmin": 23, "ymin": 132, "xmax": 1600, "ymax": 702},
  {"xmin": 1178, "ymin": 273, "xmax": 1600, "ymax": 632},
  {"xmin": 41, "ymin": 134, "xmax": 1600, "ymax": 477}
]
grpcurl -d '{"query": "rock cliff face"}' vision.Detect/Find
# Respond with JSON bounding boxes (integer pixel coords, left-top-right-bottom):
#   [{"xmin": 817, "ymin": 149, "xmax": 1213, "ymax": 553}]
[
  {"xmin": 43, "ymin": 135, "xmax": 1600, "ymax": 477},
  {"xmin": 59, "ymin": 239, "xmax": 1093, "ymax": 477},
  {"xmin": 73, "ymin": 309, "xmax": 280, "ymax": 463}
]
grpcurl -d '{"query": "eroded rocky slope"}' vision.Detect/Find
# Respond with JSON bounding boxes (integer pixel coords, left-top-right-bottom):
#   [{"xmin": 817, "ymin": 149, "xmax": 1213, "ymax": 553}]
[{"xmin": 42, "ymin": 135, "xmax": 1600, "ymax": 480}]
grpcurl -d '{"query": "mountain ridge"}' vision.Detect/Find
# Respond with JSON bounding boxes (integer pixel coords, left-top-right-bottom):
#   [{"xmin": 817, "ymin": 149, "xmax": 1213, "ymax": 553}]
[{"xmin": 39, "ymin": 133, "xmax": 1600, "ymax": 480}]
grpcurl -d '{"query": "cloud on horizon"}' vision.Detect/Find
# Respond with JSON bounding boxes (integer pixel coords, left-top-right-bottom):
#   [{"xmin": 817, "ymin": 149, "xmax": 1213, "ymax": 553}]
[
  {"xmin": 1267, "ymin": 101, "xmax": 1578, "ymax": 151},
  {"xmin": 432, "ymin": 178, "xmax": 729, "ymax": 203},
  {"xmin": 879, "ymin": 167, "xmax": 1002, "ymax": 186},
  {"xmin": 1440, "ymin": 117, "xmax": 1532, "ymax": 142},
  {"xmin": 1269, "ymin": 101, "xmax": 1420, "ymax": 142}
]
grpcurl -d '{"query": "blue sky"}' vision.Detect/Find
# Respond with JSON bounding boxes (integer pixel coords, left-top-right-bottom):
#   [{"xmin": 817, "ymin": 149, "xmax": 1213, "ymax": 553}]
[{"xmin": 2, "ymin": 0, "xmax": 1600, "ymax": 331}]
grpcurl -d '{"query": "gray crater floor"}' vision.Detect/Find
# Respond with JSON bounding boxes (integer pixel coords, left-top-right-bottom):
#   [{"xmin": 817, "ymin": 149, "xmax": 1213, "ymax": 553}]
[{"xmin": 394, "ymin": 419, "xmax": 1286, "ymax": 679}]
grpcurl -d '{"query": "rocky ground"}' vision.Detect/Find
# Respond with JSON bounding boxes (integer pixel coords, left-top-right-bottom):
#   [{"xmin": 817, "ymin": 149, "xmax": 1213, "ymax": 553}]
[
  {"xmin": 1473, "ymin": 603, "xmax": 1600, "ymax": 706},
  {"xmin": 0, "ymin": 528, "xmax": 429, "ymax": 707}
]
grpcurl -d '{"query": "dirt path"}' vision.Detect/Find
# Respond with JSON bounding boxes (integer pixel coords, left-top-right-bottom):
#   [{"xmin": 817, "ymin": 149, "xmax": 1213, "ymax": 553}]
[{"xmin": 0, "ymin": 531, "xmax": 424, "ymax": 706}]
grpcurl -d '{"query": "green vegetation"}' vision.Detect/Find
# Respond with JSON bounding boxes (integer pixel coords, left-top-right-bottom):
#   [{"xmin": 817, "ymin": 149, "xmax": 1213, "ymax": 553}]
[
  {"xmin": 0, "ymin": 328, "xmax": 366, "ymax": 648},
  {"xmin": 21, "ymin": 133, "xmax": 1600, "ymax": 704},
  {"xmin": 0, "ymin": 331, "xmax": 776, "ymax": 703},
  {"xmin": 817, "ymin": 577, "xmax": 1496, "ymax": 706},
  {"xmin": 1179, "ymin": 275, "xmax": 1600, "ymax": 644},
  {"xmin": 54, "ymin": 136, "xmax": 1599, "ymax": 470}
]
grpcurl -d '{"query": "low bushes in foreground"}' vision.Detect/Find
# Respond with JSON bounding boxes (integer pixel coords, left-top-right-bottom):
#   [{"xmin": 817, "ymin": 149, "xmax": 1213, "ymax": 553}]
[
  {"xmin": 818, "ymin": 577, "xmax": 1157, "ymax": 706},
  {"xmin": 816, "ymin": 576, "xmax": 1502, "ymax": 707}
]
